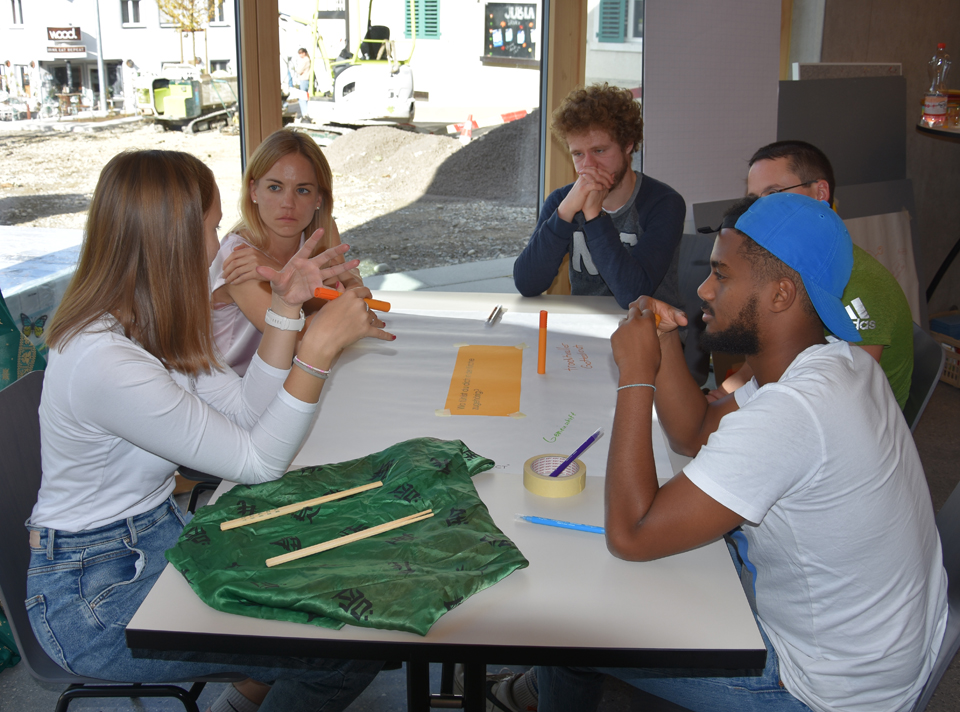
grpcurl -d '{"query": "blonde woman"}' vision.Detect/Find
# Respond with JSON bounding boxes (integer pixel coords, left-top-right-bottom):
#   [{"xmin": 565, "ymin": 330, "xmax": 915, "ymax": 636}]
[
  {"xmin": 210, "ymin": 128, "xmax": 367, "ymax": 375},
  {"xmin": 27, "ymin": 149, "xmax": 391, "ymax": 712}
]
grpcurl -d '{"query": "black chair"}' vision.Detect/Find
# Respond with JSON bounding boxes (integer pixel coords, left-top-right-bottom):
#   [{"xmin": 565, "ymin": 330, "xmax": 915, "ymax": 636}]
[
  {"xmin": 903, "ymin": 323, "xmax": 946, "ymax": 433},
  {"xmin": 360, "ymin": 24, "xmax": 390, "ymax": 60},
  {"xmin": 0, "ymin": 371, "xmax": 239, "ymax": 712},
  {"xmin": 911, "ymin": 479, "xmax": 960, "ymax": 711},
  {"xmin": 177, "ymin": 466, "xmax": 222, "ymax": 514}
]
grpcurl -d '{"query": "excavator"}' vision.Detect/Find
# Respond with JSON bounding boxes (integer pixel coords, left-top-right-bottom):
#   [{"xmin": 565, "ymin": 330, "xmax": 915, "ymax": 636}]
[{"xmin": 280, "ymin": 0, "xmax": 416, "ymax": 126}]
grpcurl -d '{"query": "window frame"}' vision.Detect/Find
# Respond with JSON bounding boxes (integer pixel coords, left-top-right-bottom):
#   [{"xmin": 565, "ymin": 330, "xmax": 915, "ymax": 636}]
[
  {"xmin": 121, "ymin": 0, "xmax": 143, "ymax": 27},
  {"xmin": 10, "ymin": 0, "xmax": 24, "ymax": 26}
]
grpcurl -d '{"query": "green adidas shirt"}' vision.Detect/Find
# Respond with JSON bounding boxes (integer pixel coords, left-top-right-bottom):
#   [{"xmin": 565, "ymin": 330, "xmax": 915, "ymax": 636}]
[{"xmin": 834, "ymin": 246, "xmax": 913, "ymax": 409}]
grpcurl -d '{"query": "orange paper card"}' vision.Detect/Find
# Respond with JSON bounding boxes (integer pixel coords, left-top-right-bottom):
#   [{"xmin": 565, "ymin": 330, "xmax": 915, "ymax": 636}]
[{"xmin": 444, "ymin": 345, "xmax": 522, "ymax": 416}]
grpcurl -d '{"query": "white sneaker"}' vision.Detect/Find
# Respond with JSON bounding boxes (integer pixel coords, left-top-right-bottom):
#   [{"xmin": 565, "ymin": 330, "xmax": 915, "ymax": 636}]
[{"xmin": 452, "ymin": 666, "xmax": 538, "ymax": 712}]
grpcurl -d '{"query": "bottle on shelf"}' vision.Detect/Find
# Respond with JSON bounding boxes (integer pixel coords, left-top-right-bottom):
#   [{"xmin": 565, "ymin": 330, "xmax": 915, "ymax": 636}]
[{"xmin": 922, "ymin": 43, "xmax": 952, "ymax": 128}]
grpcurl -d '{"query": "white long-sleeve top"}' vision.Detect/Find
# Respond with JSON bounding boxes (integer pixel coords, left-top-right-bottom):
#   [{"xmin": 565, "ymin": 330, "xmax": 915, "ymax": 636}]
[{"xmin": 31, "ymin": 316, "xmax": 316, "ymax": 532}]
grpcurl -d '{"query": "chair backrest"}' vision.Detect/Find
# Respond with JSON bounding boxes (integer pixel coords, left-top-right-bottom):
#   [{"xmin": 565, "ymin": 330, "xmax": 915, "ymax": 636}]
[
  {"xmin": 911, "ymin": 481, "xmax": 960, "ymax": 711},
  {"xmin": 360, "ymin": 25, "xmax": 390, "ymax": 60},
  {"xmin": 0, "ymin": 371, "xmax": 87, "ymax": 683},
  {"xmin": 903, "ymin": 323, "xmax": 946, "ymax": 433}
]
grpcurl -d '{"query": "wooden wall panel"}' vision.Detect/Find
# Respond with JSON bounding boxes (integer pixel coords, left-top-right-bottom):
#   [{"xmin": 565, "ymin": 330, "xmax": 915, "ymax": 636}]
[{"xmin": 821, "ymin": 0, "xmax": 960, "ymax": 314}]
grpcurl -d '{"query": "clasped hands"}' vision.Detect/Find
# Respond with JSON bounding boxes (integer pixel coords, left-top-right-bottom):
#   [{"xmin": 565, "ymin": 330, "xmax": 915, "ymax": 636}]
[
  {"xmin": 612, "ymin": 296, "xmax": 688, "ymax": 383},
  {"xmin": 557, "ymin": 165, "xmax": 616, "ymax": 222}
]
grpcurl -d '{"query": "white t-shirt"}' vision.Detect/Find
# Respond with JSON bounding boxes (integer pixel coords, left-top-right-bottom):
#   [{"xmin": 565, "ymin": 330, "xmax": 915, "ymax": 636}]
[
  {"xmin": 209, "ymin": 232, "xmax": 268, "ymax": 376},
  {"xmin": 686, "ymin": 342, "xmax": 947, "ymax": 712},
  {"xmin": 31, "ymin": 316, "xmax": 316, "ymax": 532}
]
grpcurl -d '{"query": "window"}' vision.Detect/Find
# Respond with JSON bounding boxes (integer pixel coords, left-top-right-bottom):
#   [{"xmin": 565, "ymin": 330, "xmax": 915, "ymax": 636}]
[
  {"xmin": 210, "ymin": 59, "xmax": 230, "ymax": 72},
  {"xmin": 159, "ymin": 8, "xmax": 177, "ymax": 27},
  {"xmin": 121, "ymin": 0, "xmax": 141, "ymax": 25},
  {"xmin": 10, "ymin": 0, "xmax": 23, "ymax": 25},
  {"xmin": 214, "ymin": 0, "xmax": 225, "ymax": 23},
  {"xmin": 597, "ymin": 0, "xmax": 642, "ymax": 44},
  {"xmin": 405, "ymin": 0, "xmax": 439, "ymax": 40}
]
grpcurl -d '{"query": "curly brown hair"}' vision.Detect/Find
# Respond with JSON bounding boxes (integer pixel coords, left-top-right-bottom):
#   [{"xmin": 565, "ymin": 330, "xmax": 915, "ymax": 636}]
[{"xmin": 551, "ymin": 83, "xmax": 643, "ymax": 153}]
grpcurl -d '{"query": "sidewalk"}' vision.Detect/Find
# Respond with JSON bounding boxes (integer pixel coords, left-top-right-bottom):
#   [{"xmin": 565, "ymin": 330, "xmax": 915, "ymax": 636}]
[
  {"xmin": 0, "ymin": 114, "xmax": 141, "ymax": 134},
  {"xmin": 0, "ymin": 224, "xmax": 518, "ymax": 295}
]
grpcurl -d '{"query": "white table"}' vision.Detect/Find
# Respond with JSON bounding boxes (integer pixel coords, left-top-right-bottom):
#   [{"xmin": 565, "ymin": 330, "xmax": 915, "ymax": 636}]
[{"xmin": 126, "ymin": 292, "xmax": 764, "ymax": 710}]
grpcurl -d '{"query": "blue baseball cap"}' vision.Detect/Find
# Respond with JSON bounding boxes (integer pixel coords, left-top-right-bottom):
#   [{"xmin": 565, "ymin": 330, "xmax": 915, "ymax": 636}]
[{"xmin": 734, "ymin": 193, "xmax": 860, "ymax": 342}]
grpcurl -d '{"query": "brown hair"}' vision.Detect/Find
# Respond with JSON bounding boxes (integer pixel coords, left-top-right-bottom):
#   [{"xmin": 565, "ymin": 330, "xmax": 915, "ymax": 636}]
[
  {"xmin": 551, "ymin": 83, "xmax": 643, "ymax": 154},
  {"xmin": 231, "ymin": 128, "xmax": 334, "ymax": 256},
  {"xmin": 46, "ymin": 150, "xmax": 221, "ymax": 376},
  {"xmin": 748, "ymin": 140, "xmax": 836, "ymax": 207}
]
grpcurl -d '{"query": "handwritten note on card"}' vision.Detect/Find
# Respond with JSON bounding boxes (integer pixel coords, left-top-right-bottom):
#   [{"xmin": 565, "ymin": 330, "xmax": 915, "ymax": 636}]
[{"xmin": 444, "ymin": 345, "xmax": 522, "ymax": 416}]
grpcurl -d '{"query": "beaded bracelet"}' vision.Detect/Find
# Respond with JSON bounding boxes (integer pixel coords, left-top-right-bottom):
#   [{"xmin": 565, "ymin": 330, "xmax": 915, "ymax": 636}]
[
  {"xmin": 293, "ymin": 355, "xmax": 330, "ymax": 380},
  {"xmin": 616, "ymin": 383, "xmax": 656, "ymax": 392}
]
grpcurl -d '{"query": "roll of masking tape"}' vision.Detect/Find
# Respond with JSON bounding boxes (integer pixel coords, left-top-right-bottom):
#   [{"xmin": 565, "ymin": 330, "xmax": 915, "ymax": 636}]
[{"xmin": 523, "ymin": 455, "xmax": 586, "ymax": 498}]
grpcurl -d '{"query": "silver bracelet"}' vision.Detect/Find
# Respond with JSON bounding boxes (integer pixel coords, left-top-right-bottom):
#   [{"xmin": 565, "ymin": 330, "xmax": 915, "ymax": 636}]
[
  {"xmin": 292, "ymin": 355, "xmax": 330, "ymax": 379},
  {"xmin": 265, "ymin": 308, "xmax": 306, "ymax": 332},
  {"xmin": 617, "ymin": 383, "xmax": 656, "ymax": 392}
]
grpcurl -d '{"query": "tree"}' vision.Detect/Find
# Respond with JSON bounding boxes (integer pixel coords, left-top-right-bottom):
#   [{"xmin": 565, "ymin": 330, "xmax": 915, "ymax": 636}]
[{"xmin": 157, "ymin": 0, "xmax": 216, "ymax": 66}]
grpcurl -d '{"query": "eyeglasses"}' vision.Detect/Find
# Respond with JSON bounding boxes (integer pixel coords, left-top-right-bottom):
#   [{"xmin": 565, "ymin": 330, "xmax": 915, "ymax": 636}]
[
  {"xmin": 761, "ymin": 180, "xmax": 815, "ymax": 197},
  {"xmin": 695, "ymin": 181, "xmax": 819, "ymax": 234}
]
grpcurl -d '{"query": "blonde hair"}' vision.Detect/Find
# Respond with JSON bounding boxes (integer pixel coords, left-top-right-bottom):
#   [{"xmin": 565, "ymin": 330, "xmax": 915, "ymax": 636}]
[
  {"xmin": 47, "ymin": 150, "xmax": 221, "ymax": 376},
  {"xmin": 231, "ymin": 128, "xmax": 335, "ymax": 256}
]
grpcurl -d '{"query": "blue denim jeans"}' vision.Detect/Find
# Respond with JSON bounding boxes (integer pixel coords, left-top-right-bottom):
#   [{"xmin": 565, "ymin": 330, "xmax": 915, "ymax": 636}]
[
  {"xmin": 536, "ymin": 618, "xmax": 812, "ymax": 712},
  {"xmin": 535, "ymin": 537, "xmax": 813, "ymax": 712},
  {"xmin": 26, "ymin": 497, "xmax": 381, "ymax": 712}
]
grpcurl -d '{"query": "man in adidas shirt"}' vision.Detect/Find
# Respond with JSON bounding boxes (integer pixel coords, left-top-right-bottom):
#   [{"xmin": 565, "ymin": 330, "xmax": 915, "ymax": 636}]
[
  {"xmin": 531, "ymin": 194, "xmax": 947, "ymax": 712},
  {"xmin": 707, "ymin": 141, "xmax": 913, "ymax": 408}
]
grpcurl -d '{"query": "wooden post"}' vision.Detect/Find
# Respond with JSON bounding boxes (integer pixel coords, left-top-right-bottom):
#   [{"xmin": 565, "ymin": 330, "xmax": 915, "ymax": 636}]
[
  {"xmin": 542, "ymin": 0, "xmax": 587, "ymax": 296},
  {"xmin": 238, "ymin": 0, "xmax": 283, "ymax": 160}
]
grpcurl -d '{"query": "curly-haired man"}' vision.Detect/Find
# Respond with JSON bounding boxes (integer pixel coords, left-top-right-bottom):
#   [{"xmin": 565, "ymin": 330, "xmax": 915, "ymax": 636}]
[{"xmin": 513, "ymin": 83, "xmax": 686, "ymax": 309}]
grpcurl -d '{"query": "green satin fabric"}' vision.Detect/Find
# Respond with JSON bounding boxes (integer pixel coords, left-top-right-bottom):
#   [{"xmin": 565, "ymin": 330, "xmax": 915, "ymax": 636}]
[
  {"xmin": 166, "ymin": 438, "xmax": 528, "ymax": 635},
  {"xmin": 0, "ymin": 289, "xmax": 44, "ymax": 390}
]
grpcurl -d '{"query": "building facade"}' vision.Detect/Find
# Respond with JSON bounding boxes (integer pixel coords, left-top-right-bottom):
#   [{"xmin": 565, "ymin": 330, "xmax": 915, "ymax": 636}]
[{"xmin": 1, "ymin": 0, "xmax": 237, "ymax": 115}]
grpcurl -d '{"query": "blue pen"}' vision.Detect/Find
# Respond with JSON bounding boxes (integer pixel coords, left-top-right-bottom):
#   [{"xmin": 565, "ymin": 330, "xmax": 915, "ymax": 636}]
[
  {"xmin": 548, "ymin": 427, "xmax": 604, "ymax": 477},
  {"xmin": 515, "ymin": 514, "xmax": 604, "ymax": 535}
]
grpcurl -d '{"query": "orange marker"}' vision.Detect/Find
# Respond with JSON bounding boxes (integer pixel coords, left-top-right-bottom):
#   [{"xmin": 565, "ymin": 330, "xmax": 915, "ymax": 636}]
[
  {"xmin": 537, "ymin": 310, "xmax": 547, "ymax": 374},
  {"xmin": 314, "ymin": 287, "xmax": 391, "ymax": 312},
  {"xmin": 655, "ymin": 314, "xmax": 662, "ymax": 328}
]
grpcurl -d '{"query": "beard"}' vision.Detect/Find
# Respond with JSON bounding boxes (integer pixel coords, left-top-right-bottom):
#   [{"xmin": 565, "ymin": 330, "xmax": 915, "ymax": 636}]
[
  {"xmin": 611, "ymin": 152, "xmax": 631, "ymax": 191},
  {"xmin": 700, "ymin": 296, "xmax": 762, "ymax": 356}
]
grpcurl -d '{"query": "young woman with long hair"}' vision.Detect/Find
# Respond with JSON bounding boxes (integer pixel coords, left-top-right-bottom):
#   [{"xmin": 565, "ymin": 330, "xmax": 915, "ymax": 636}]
[
  {"xmin": 27, "ymin": 149, "xmax": 392, "ymax": 712},
  {"xmin": 209, "ymin": 127, "xmax": 369, "ymax": 375}
]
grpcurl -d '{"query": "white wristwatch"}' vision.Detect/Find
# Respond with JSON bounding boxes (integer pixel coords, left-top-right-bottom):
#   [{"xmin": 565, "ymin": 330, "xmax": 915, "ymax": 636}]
[{"xmin": 264, "ymin": 308, "xmax": 306, "ymax": 331}]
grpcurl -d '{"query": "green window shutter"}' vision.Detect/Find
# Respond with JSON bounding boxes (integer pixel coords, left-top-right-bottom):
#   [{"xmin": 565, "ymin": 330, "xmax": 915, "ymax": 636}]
[
  {"xmin": 598, "ymin": 0, "xmax": 626, "ymax": 43},
  {"xmin": 406, "ymin": 0, "xmax": 440, "ymax": 40}
]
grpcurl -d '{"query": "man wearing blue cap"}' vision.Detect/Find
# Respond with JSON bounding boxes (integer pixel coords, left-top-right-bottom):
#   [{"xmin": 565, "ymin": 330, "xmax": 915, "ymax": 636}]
[
  {"xmin": 705, "ymin": 140, "xmax": 914, "ymax": 409},
  {"xmin": 516, "ymin": 194, "xmax": 948, "ymax": 712}
]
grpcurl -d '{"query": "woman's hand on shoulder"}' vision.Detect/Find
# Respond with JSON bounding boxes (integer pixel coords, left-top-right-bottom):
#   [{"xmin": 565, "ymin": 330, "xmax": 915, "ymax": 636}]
[
  {"xmin": 223, "ymin": 244, "xmax": 282, "ymax": 285},
  {"xmin": 257, "ymin": 229, "xmax": 361, "ymax": 308}
]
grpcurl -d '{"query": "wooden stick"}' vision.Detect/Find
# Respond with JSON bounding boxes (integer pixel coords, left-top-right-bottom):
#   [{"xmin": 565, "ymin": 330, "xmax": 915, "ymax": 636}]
[
  {"xmin": 220, "ymin": 481, "xmax": 383, "ymax": 531},
  {"xmin": 265, "ymin": 509, "xmax": 434, "ymax": 568}
]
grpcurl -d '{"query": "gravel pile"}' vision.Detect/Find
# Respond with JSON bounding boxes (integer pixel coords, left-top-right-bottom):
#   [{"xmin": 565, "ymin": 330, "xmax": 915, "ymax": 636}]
[
  {"xmin": 0, "ymin": 114, "xmax": 541, "ymax": 275},
  {"xmin": 324, "ymin": 109, "xmax": 540, "ymax": 206}
]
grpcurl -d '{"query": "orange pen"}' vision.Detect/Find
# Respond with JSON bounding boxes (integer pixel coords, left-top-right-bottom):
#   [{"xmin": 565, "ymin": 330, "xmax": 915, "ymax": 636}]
[
  {"xmin": 314, "ymin": 287, "xmax": 391, "ymax": 312},
  {"xmin": 537, "ymin": 310, "xmax": 547, "ymax": 375}
]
